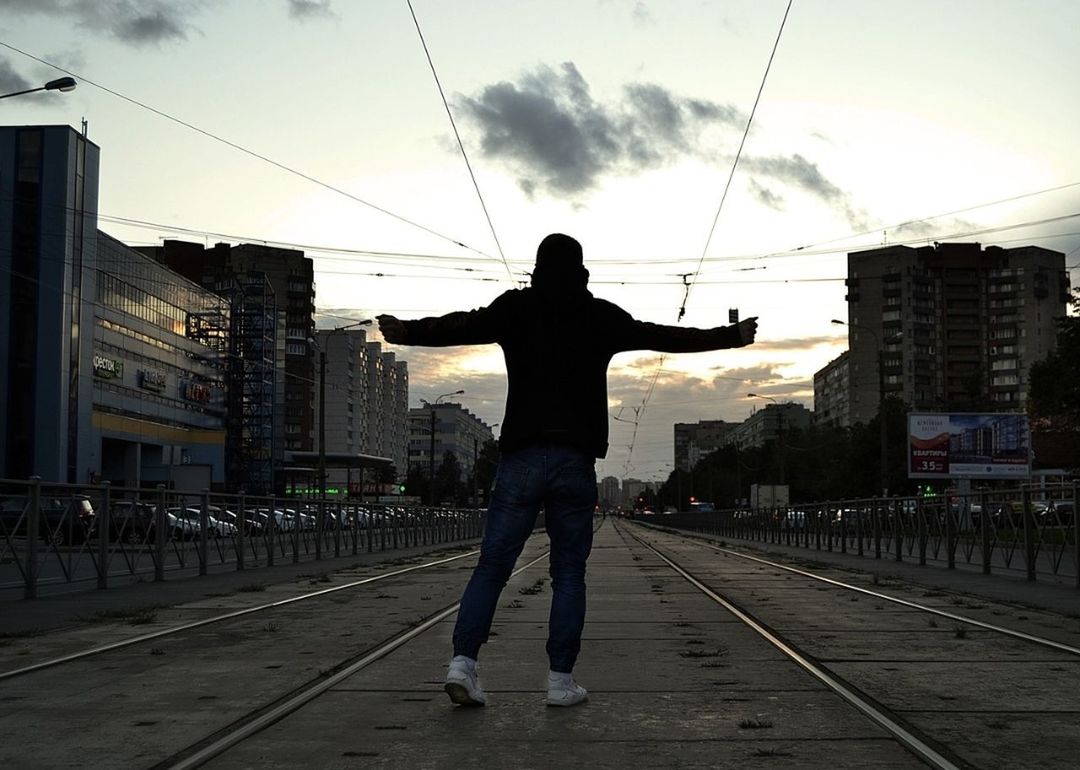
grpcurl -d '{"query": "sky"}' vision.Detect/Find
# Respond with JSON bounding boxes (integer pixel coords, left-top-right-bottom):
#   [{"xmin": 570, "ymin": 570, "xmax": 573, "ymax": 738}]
[{"xmin": 2, "ymin": 0, "xmax": 1078, "ymax": 482}]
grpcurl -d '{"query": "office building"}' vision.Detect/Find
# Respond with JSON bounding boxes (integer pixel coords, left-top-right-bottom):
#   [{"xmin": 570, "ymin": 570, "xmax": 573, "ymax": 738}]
[{"xmin": 1, "ymin": 125, "xmax": 228, "ymax": 487}]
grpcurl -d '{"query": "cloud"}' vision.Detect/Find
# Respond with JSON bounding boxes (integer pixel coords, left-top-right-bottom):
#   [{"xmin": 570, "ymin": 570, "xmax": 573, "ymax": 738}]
[
  {"xmin": 748, "ymin": 179, "xmax": 784, "ymax": 210},
  {"xmin": 2, "ymin": 0, "xmax": 201, "ymax": 46},
  {"xmin": 455, "ymin": 62, "xmax": 744, "ymax": 198},
  {"xmin": 0, "ymin": 57, "xmax": 32, "ymax": 93},
  {"xmin": 744, "ymin": 153, "xmax": 868, "ymax": 230},
  {"xmin": 632, "ymin": 2, "xmax": 654, "ymax": 26},
  {"xmin": 286, "ymin": 0, "xmax": 335, "ymax": 20}
]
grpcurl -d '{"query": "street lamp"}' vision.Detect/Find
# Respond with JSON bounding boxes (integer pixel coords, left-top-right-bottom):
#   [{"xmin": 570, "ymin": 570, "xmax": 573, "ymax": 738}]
[
  {"xmin": 311, "ymin": 319, "xmax": 372, "ymax": 500},
  {"xmin": 0, "ymin": 76, "xmax": 77, "ymax": 100},
  {"xmin": 473, "ymin": 422, "xmax": 498, "ymax": 508},
  {"xmin": 747, "ymin": 393, "xmax": 784, "ymax": 484},
  {"xmin": 831, "ymin": 319, "xmax": 901, "ymax": 497},
  {"xmin": 421, "ymin": 390, "xmax": 464, "ymax": 506}
]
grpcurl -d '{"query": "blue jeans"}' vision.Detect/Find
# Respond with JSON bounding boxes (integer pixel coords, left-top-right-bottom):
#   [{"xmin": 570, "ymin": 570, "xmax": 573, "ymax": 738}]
[{"xmin": 452, "ymin": 444, "xmax": 598, "ymax": 673}]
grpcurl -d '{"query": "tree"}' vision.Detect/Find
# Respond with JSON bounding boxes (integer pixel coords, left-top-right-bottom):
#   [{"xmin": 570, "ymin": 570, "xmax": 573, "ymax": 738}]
[
  {"xmin": 435, "ymin": 451, "xmax": 463, "ymax": 505},
  {"xmin": 472, "ymin": 439, "xmax": 499, "ymax": 507},
  {"xmin": 1029, "ymin": 296, "xmax": 1080, "ymax": 431}
]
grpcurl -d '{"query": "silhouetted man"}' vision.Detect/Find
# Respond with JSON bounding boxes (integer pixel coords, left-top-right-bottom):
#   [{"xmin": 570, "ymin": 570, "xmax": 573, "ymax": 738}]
[{"xmin": 378, "ymin": 233, "xmax": 758, "ymax": 707}]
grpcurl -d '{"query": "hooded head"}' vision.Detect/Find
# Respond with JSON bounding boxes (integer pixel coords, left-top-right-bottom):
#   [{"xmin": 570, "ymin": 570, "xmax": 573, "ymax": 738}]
[{"xmin": 531, "ymin": 233, "xmax": 589, "ymax": 290}]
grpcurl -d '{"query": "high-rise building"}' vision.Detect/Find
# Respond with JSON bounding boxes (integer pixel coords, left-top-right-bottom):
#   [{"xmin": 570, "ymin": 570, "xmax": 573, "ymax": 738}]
[
  {"xmin": 726, "ymin": 403, "xmax": 811, "ymax": 449},
  {"xmin": 813, "ymin": 351, "xmax": 850, "ymax": 427},
  {"xmin": 674, "ymin": 420, "xmax": 735, "ymax": 471},
  {"xmin": 144, "ymin": 240, "xmax": 316, "ymax": 491},
  {"xmin": 597, "ymin": 476, "xmax": 620, "ymax": 510},
  {"xmin": 839, "ymin": 243, "xmax": 1069, "ymax": 424},
  {"xmin": 407, "ymin": 401, "xmax": 493, "ymax": 496}
]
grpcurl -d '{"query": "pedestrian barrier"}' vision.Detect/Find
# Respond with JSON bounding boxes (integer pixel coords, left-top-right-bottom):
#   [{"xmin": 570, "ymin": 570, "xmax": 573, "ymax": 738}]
[
  {"xmin": 0, "ymin": 478, "xmax": 487, "ymax": 599},
  {"xmin": 635, "ymin": 482, "xmax": 1079, "ymax": 588}
]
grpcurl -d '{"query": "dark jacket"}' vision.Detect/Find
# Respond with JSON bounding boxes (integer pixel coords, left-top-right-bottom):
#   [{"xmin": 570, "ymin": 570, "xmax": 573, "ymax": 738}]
[{"xmin": 401, "ymin": 285, "xmax": 744, "ymax": 458}]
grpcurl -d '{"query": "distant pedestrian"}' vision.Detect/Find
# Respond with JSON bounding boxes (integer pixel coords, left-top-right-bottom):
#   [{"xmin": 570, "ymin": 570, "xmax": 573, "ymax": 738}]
[{"xmin": 378, "ymin": 233, "xmax": 758, "ymax": 707}]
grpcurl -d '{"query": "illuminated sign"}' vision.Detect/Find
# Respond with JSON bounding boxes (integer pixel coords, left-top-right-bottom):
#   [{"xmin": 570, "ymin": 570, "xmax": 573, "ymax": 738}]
[
  {"xmin": 93, "ymin": 355, "xmax": 124, "ymax": 379},
  {"xmin": 180, "ymin": 380, "xmax": 213, "ymax": 404},
  {"xmin": 138, "ymin": 369, "xmax": 167, "ymax": 392},
  {"xmin": 908, "ymin": 413, "xmax": 1031, "ymax": 479}
]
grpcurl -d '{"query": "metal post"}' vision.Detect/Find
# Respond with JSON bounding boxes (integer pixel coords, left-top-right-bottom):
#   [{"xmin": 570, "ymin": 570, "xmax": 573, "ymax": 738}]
[
  {"xmin": 429, "ymin": 406, "xmax": 437, "ymax": 507},
  {"xmin": 1072, "ymin": 480, "xmax": 1078, "ymax": 589},
  {"xmin": 980, "ymin": 489, "xmax": 990, "ymax": 575},
  {"xmin": 917, "ymin": 496, "xmax": 927, "ymax": 566},
  {"xmin": 293, "ymin": 508, "xmax": 301, "ymax": 564},
  {"xmin": 155, "ymin": 485, "xmax": 166, "ymax": 582},
  {"xmin": 199, "ymin": 489, "xmax": 209, "ymax": 576},
  {"xmin": 316, "ymin": 497, "xmax": 323, "ymax": 561},
  {"xmin": 25, "ymin": 477, "xmax": 41, "ymax": 599},
  {"xmin": 873, "ymin": 499, "xmax": 882, "ymax": 560},
  {"xmin": 97, "ymin": 482, "xmax": 111, "ymax": 590},
  {"xmin": 237, "ymin": 494, "xmax": 246, "ymax": 571},
  {"xmin": 894, "ymin": 498, "xmax": 903, "ymax": 562},
  {"xmin": 1022, "ymin": 486, "xmax": 1036, "ymax": 582},
  {"xmin": 318, "ymin": 348, "xmax": 327, "ymax": 502},
  {"xmin": 334, "ymin": 501, "xmax": 342, "ymax": 558},
  {"xmin": 856, "ymin": 503, "xmax": 864, "ymax": 557},
  {"xmin": 946, "ymin": 492, "xmax": 956, "ymax": 570},
  {"xmin": 267, "ymin": 499, "xmax": 276, "ymax": 567}
]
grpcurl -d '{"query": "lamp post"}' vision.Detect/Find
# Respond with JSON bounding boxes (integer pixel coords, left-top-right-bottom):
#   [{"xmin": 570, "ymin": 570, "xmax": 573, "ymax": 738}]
[
  {"xmin": 832, "ymin": 319, "xmax": 901, "ymax": 497},
  {"xmin": 421, "ymin": 390, "xmax": 464, "ymax": 506},
  {"xmin": 0, "ymin": 76, "xmax": 77, "ymax": 100},
  {"xmin": 473, "ymin": 423, "xmax": 498, "ymax": 508},
  {"xmin": 748, "ymin": 393, "xmax": 784, "ymax": 484},
  {"xmin": 311, "ymin": 319, "xmax": 371, "ymax": 500}
]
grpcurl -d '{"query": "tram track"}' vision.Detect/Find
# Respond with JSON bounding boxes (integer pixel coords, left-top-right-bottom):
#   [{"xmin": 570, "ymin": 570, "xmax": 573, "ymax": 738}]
[
  {"xmin": 620, "ymin": 520, "xmax": 1080, "ymax": 770},
  {"xmin": 0, "ymin": 548, "xmax": 482, "ymax": 682}
]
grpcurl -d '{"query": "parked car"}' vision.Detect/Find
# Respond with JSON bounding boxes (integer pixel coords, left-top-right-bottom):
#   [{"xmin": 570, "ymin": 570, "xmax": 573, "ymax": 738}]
[
  {"xmin": 0, "ymin": 494, "xmax": 95, "ymax": 546},
  {"xmin": 167, "ymin": 507, "xmax": 237, "ymax": 539},
  {"xmin": 1037, "ymin": 500, "xmax": 1075, "ymax": 527}
]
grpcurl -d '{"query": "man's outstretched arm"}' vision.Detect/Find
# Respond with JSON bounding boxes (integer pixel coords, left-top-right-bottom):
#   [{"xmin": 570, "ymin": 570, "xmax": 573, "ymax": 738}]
[
  {"xmin": 377, "ymin": 300, "xmax": 505, "ymax": 347},
  {"xmin": 622, "ymin": 315, "xmax": 758, "ymax": 353}
]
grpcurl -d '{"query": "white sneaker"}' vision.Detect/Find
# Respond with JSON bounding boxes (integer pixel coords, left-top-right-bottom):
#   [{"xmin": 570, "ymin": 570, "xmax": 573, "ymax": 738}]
[
  {"xmin": 546, "ymin": 674, "xmax": 588, "ymax": 707},
  {"xmin": 444, "ymin": 657, "xmax": 486, "ymax": 706}
]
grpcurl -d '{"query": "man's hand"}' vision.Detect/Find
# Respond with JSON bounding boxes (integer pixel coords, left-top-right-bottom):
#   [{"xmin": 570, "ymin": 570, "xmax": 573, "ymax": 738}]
[
  {"xmin": 377, "ymin": 314, "xmax": 407, "ymax": 344},
  {"xmin": 735, "ymin": 316, "xmax": 758, "ymax": 347}
]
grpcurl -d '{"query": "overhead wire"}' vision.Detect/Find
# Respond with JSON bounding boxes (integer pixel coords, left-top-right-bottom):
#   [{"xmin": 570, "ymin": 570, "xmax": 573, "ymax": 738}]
[
  {"xmin": 405, "ymin": 0, "xmax": 516, "ymax": 285},
  {"xmin": 621, "ymin": 0, "xmax": 794, "ymax": 474},
  {"xmin": 0, "ymin": 40, "xmax": 502, "ymax": 264}
]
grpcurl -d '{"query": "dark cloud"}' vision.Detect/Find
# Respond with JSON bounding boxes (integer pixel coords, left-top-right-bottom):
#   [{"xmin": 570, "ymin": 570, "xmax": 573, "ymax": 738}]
[
  {"xmin": 748, "ymin": 179, "xmax": 784, "ymax": 210},
  {"xmin": 0, "ymin": 57, "xmax": 32, "ymax": 93},
  {"xmin": 888, "ymin": 216, "xmax": 980, "ymax": 241},
  {"xmin": 286, "ymin": 0, "xmax": 335, "ymax": 20},
  {"xmin": 2, "ymin": 0, "xmax": 200, "ymax": 45},
  {"xmin": 744, "ymin": 153, "xmax": 868, "ymax": 230},
  {"xmin": 456, "ymin": 62, "xmax": 744, "ymax": 198}
]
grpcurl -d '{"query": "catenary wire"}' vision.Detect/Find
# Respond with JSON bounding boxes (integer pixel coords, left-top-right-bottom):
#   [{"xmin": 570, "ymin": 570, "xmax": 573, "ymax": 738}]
[
  {"xmin": 405, "ymin": 0, "xmax": 515, "ymax": 285},
  {"xmin": 0, "ymin": 40, "xmax": 502, "ymax": 265}
]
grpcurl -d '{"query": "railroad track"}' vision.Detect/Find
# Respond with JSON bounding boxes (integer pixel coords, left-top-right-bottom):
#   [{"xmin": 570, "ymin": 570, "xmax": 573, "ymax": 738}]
[
  {"xmin": 618, "ymin": 520, "xmax": 1080, "ymax": 770},
  {"xmin": 4, "ymin": 516, "xmax": 1076, "ymax": 769}
]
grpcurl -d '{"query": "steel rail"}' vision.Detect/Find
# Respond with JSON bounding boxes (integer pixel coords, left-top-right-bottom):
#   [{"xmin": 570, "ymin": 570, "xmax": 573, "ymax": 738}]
[
  {"xmin": 666, "ymin": 526, "xmax": 1080, "ymax": 658},
  {"xmin": 623, "ymin": 525, "xmax": 961, "ymax": 770},
  {"xmin": 0, "ymin": 548, "xmax": 481, "ymax": 682},
  {"xmin": 163, "ymin": 551, "xmax": 551, "ymax": 770}
]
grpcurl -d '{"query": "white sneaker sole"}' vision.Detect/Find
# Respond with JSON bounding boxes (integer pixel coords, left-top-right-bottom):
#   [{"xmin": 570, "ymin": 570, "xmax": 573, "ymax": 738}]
[
  {"xmin": 445, "ymin": 681, "xmax": 485, "ymax": 706},
  {"xmin": 545, "ymin": 693, "xmax": 588, "ymax": 707}
]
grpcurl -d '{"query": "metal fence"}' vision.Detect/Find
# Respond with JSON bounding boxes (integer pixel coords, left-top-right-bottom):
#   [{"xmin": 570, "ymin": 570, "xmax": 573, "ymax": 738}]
[
  {"xmin": 0, "ymin": 478, "xmax": 488, "ymax": 599},
  {"xmin": 636, "ymin": 482, "xmax": 1079, "ymax": 587}
]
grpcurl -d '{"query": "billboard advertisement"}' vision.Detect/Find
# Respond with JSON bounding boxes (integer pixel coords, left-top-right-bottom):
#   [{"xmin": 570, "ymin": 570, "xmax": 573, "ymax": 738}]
[{"xmin": 908, "ymin": 413, "xmax": 1031, "ymax": 479}]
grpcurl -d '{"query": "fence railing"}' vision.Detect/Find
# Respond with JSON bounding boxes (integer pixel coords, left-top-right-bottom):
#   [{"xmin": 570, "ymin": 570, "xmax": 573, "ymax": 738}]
[
  {"xmin": 633, "ymin": 482, "xmax": 1079, "ymax": 588},
  {"xmin": 0, "ymin": 478, "xmax": 488, "ymax": 599}
]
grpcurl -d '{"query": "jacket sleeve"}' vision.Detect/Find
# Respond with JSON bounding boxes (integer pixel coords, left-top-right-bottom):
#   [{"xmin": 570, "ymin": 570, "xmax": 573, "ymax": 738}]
[
  {"xmin": 399, "ymin": 291, "xmax": 512, "ymax": 347},
  {"xmin": 606, "ymin": 303, "xmax": 745, "ymax": 353}
]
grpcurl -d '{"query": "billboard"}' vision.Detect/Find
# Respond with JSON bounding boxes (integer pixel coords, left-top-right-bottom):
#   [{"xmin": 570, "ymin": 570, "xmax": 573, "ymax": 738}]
[{"xmin": 908, "ymin": 413, "xmax": 1031, "ymax": 479}]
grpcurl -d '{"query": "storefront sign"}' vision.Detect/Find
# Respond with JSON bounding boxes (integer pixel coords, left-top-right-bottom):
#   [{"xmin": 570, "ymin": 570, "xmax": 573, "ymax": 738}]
[
  {"xmin": 93, "ymin": 355, "xmax": 124, "ymax": 379},
  {"xmin": 180, "ymin": 380, "xmax": 213, "ymax": 404},
  {"xmin": 138, "ymin": 369, "xmax": 167, "ymax": 392}
]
